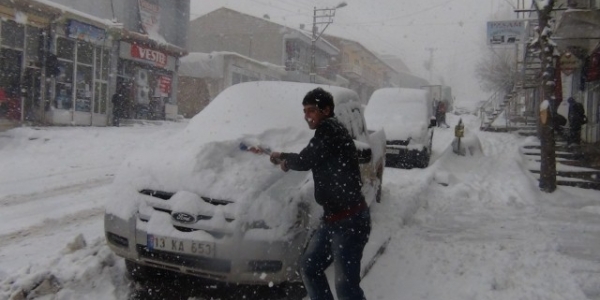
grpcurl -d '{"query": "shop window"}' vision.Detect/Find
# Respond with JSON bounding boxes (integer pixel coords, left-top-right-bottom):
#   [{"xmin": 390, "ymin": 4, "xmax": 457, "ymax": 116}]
[
  {"xmin": 94, "ymin": 46, "xmax": 109, "ymax": 114},
  {"xmin": 1, "ymin": 20, "xmax": 24, "ymax": 49},
  {"xmin": 26, "ymin": 27, "xmax": 43, "ymax": 63},
  {"xmin": 0, "ymin": 48, "xmax": 23, "ymax": 120},
  {"xmin": 55, "ymin": 61, "xmax": 73, "ymax": 109},
  {"xmin": 56, "ymin": 38, "xmax": 74, "ymax": 60},
  {"xmin": 102, "ymin": 50, "xmax": 110, "ymax": 80},
  {"xmin": 95, "ymin": 47, "xmax": 110, "ymax": 81},
  {"xmin": 94, "ymin": 82, "xmax": 107, "ymax": 114},
  {"xmin": 77, "ymin": 41, "xmax": 93, "ymax": 65},
  {"xmin": 75, "ymin": 65, "xmax": 92, "ymax": 112}
]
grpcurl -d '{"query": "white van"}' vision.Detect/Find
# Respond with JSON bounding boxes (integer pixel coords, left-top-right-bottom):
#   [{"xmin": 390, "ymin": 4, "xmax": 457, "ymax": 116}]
[{"xmin": 364, "ymin": 88, "xmax": 436, "ymax": 168}]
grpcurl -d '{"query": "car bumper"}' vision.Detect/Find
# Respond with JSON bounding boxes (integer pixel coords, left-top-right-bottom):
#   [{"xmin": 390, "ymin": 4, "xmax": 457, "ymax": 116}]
[
  {"xmin": 384, "ymin": 146, "xmax": 426, "ymax": 168},
  {"xmin": 105, "ymin": 212, "xmax": 305, "ymax": 285}
]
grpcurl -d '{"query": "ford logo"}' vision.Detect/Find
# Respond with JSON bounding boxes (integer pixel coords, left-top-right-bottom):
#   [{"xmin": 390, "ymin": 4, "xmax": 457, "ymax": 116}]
[{"xmin": 172, "ymin": 212, "xmax": 196, "ymax": 224}]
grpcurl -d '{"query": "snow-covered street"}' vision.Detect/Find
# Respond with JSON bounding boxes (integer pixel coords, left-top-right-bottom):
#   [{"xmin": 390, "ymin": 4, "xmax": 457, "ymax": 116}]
[{"xmin": 2, "ymin": 113, "xmax": 600, "ymax": 300}]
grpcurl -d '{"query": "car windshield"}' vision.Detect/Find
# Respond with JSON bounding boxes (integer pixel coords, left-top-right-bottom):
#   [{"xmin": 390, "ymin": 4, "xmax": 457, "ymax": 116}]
[
  {"xmin": 2, "ymin": 1, "xmax": 600, "ymax": 300},
  {"xmin": 365, "ymin": 88, "xmax": 430, "ymax": 129}
]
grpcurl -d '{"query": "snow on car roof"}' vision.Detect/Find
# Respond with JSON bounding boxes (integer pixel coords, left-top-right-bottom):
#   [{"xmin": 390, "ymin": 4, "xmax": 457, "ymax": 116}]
[{"xmin": 185, "ymin": 81, "xmax": 360, "ymax": 143}]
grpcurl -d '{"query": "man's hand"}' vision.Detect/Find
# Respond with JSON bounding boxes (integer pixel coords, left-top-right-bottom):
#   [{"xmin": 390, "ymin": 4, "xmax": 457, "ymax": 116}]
[
  {"xmin": 280, "ymin": 160, "xmax": 289, "ymax": 172},
  {"xmin": 270, "ymin": 152, "xmax": 282, "ymax": 165}
]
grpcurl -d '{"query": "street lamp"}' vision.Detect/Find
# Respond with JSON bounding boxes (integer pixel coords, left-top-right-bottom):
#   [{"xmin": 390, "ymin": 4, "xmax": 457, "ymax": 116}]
[{"xmin": 310, "ymin": 2, "xmax": 347, "ymax": 83}]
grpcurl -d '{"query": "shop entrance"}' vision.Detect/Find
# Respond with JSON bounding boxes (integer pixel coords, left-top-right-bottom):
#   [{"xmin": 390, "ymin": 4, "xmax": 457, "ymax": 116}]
[
  {"xmin": 23, "ymin": 67, "xmax": 42, "ymax": 122},
  {"xmin": 0, "ymin": 48, "xmax": 23, "ymax": 121}
]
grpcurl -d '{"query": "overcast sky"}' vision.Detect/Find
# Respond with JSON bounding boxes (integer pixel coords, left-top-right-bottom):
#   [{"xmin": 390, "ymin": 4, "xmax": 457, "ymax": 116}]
[{"xmin": 190, "ymin": 0, "xmax": 516, "ymax": 107}]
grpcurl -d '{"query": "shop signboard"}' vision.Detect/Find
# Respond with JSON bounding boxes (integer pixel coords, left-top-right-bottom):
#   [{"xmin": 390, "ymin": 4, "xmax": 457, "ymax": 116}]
[
  {"xmin": 487, "ymin": 20, "xmax": 525, "ymax": 46},
  {"xmin": 120, "ymin": 42, "xmax": 177, "ymax": 71},
  {"xmin": 67, "ymin": 20, "xmax": 106, "ymax": 44},
  {"xmin": 130, "ymin": 44, "xmax": 167, "ymax": 68},
  {"xmin": 138, "ymin": 0, "xmax": 161, "ymax": 34},
  {"xmin": 158, "ymin": 76, "xmax": 172, "ymax": 95}
]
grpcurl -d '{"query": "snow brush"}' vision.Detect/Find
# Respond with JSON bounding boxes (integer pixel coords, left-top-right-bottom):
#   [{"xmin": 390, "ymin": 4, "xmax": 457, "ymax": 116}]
[{"xmin": 239, "ymin": 142, "xmax": 271, "ymax": 155}]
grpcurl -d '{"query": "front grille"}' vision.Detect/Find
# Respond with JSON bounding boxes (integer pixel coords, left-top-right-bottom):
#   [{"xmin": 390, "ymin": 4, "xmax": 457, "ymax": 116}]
[
  {"xmin": 137, "ymin": 190, "xmax": 236, "ymax": 237},
  {"xmin": 248, "ymin": 260, "xmax": 283, "ymax": 273},
  {"xmin": 137, "ymin": 245, "xmax": 232, "ymax": 273},
  {"xmin": 106, "ymin": 232, "xmax": 129, "ymax": 248}
]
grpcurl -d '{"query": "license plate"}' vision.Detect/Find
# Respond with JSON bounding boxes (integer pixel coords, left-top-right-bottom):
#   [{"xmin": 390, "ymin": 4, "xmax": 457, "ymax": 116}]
[
  {"xmin": 148, "ymin": 235, "xmax": 215, "ymax": 257},
  {"xmin": 386, "ymin": 148, "xmax": 400, "ymax": 155}
]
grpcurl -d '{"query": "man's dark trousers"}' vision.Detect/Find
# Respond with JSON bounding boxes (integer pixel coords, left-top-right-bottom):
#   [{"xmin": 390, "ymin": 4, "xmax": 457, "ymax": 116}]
[{"xmin": 300, "ymin": 209, "xmax": 370, "ymax": 300}]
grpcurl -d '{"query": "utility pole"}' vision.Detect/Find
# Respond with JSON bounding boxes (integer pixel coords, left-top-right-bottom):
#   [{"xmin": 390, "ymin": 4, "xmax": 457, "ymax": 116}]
[
  {"xmin": 534, "ymin": 0, "xmax": 557, "ymax": 193},
  {"xmin": 310, "ymin": 2, "xmax": 347, "ymax": 83},
  {"xmin": 425, "ymin": 47, "xmax": 437, "ymax": 83}
]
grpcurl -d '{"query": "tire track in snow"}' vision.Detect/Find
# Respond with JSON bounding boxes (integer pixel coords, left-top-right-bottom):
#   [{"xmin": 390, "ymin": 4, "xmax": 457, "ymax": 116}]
[
  {"xmin": 0, "ymin": 207, "xmax": 104, "ymax": 250},
  {"xmin": 0, "ymin": 177, "xmax": 113, "ymax": 207}
]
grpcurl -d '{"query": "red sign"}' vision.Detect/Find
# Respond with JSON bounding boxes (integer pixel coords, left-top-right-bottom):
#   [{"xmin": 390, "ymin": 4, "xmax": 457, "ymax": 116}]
[
  {"xmin": 130, "ymin": 44, "xmax": 167, "ymax": 67},
  {"xmin": 158, "ymin": 76, "xmax": 172, "ymax": 95}
]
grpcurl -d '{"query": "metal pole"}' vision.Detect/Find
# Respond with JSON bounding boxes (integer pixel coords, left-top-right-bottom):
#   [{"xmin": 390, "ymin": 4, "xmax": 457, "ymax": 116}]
[{"xmin": 310, "ymin": 7, "xmax": 317, "ymax": 83}]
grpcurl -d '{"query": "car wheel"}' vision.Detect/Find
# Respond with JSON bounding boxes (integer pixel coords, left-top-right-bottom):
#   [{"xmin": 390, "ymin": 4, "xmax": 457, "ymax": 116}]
[{"xmin": 415, "ymin": 148, "xmax": 430, "ymax": 169}]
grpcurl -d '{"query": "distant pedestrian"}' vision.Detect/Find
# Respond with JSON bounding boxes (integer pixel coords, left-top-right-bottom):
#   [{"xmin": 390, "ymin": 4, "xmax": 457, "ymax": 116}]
[
  {"xmin": 436, "ymin": 100, "xmax": 449, "ymax": 128},
  {"xmin": 112, "ymin": 85, "xmax": 126, "ymax": 127},
  {"xmin": 567, "ymin": 97, "xmax": 587, "ymax": 146}
]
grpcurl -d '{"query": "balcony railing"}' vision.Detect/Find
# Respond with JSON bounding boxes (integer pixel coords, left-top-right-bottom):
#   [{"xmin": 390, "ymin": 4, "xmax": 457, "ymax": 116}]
[
  {"xmin": 341, "ymin": 64, "xmax": 362, "ymax": 78},
  {"xmin": 567, "ymin": 0, "xmax": 600, "ymax": 9}
]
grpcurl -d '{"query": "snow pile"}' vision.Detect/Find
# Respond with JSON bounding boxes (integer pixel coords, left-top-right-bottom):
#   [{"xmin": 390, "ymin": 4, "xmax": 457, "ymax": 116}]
[{"xmin": 0, "ymin": 235, "xmax": 129, "ymax": 300}]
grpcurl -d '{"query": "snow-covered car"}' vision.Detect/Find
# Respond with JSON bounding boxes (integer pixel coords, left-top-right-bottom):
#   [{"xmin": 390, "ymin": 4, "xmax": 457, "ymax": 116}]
[
  {"xmin": 104, "ymin": 81, "xmax": 386, "ymax": 288},
  {"xmin": 364, "ymin": 88, "xmax": 435, "ymax": 169}
]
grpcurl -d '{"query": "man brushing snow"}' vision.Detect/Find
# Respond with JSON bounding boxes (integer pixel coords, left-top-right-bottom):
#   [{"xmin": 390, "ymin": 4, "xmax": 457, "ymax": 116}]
[{"xmin": 270, "ymin": 87, "xmax": 370, "ymax": 300}]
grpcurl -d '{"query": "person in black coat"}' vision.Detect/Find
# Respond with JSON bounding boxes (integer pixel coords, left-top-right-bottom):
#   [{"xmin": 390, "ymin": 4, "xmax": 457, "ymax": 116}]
[
  {"xmin": 270, "ymin": 87, "xmax": 370, "ymax": 300},
  {"xmin": 567, "ymin": 97, "xmax": 587, "ymax": 146},
  {"xmin": 111, "ymin": 85, "xmax": 126, "ymax": 127}
]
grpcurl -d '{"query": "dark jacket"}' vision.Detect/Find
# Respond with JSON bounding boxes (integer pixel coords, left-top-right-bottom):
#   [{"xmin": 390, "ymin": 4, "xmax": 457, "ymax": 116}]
[
  {"xmin": 112, "ymin": 93, "xmax": 124, "ymax": 112},
  {"xmin": 569, "ymin": 102, "xmax": 586, "ymax": 128},
  {"xmin": 280, "ymin": 117, "xmax": 365, "ymax": 219}
]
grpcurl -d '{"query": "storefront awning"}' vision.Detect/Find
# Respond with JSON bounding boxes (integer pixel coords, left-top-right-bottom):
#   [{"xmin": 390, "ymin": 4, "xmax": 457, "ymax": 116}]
[
  {"xmin": 118, "ymin": 30, "xmax": 188, "ymax": 58},
  {"xmin": 553, "ymin": 9, "xmax": 600, "ymax": 54}
]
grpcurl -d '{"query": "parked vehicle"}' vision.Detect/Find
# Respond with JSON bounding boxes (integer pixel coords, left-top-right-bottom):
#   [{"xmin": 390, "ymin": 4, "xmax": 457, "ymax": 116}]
[
  {"xmin": 104, "ymin": 81, "xmax": 386, "ymax": 288},
  {"xmin": 364, "ymin": 88, "xmax": 435, "ymax": 169}
]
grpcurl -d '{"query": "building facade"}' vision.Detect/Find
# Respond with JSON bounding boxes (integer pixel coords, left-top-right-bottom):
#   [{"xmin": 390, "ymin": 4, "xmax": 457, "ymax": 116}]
[
  {"xmin": 324, "ymin": 35, "xmax": 404, "ymax": 102},
  {"xmin": 552, "ymin": 0, "xmax": 600, "ymax": 143},
  {"xmin": 187, "ymin": 8, "xmax": 344, "ymax": 88},
  {"xmin": 177, "ymin": 52, "xmax": 286, "ymax": 117},
  {"xmin": 0, "ymin": 0, "xmax": 189, "ymax": 129}
]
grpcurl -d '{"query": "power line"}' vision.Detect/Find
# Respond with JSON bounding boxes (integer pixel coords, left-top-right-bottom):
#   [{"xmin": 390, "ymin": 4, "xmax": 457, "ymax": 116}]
[{"xmin": 336, "ymin": 0, "xmax": 458, "ymax": 26}]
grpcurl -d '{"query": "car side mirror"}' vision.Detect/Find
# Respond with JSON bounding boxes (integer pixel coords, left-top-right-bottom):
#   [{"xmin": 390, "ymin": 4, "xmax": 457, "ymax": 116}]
[
  {"xmin": 354, "ymin": 140, "xmax": 372, "ymax": 164},
  {"xmin": 429, "ymin": 117, "xmax": 437, "ymax": 128}
]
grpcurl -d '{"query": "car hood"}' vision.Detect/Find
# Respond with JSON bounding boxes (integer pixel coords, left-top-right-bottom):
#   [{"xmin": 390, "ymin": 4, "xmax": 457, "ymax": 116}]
[{"xmin": 110, "ymin": 127, "xmax": 318, "ymax": 234}]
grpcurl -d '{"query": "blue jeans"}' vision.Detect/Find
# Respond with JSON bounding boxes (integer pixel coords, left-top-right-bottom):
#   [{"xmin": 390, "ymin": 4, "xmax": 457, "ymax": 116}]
[{"xmin": 300, "ymin": 209, "xmax": 371, "ymax": 300}]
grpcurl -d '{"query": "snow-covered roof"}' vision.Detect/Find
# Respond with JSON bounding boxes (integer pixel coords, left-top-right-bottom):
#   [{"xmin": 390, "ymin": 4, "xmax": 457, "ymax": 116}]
[
  {"xmin": 32, "ymin": 0, "xmax": 122, "ymax": 27},
  {"xmin": 178, "ymin": 52, "xmax": 225, "ymax": 78},
  {"xmin": 179, "ymin": 51, "xmax": 286, "ymax": 79}
]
